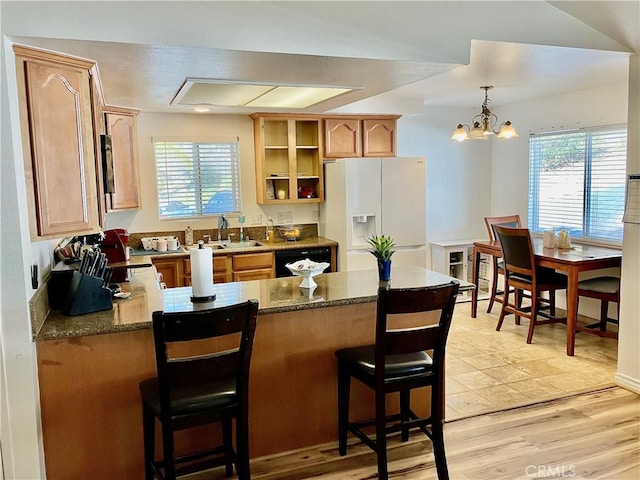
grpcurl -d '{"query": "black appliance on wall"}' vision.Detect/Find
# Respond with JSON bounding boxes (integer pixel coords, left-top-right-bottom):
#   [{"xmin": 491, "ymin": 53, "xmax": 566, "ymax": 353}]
[{"xmin": 274, "ymin": 247, "xmax": 333, "ymax": 278}]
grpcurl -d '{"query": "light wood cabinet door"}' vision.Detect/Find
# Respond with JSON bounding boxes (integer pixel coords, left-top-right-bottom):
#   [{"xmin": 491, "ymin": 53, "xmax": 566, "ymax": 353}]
[
  {"xmin": 15, "ymin": 46, "xmax": 100, "ymax": 238},
  {"xmin": 362, "ymin": 118, "xmax": 397, "ymax": 157},
  {"xmin": 324, "ymin": 118, "xmax": 361, "ymax": 158},
  {"xmin": 232, "ymin": 251, "xmax": 274, "ymax": 281},
  {"xmin": 233, "ymin": 269, "xmax": 273, "ymax": 282},
  {"xmin": 105, "ymin": 107, "xmax": 141, "ymax": 210},
  {"xmin": 152, "ymin": 258, "xmax": 182, "ymax": 288}
]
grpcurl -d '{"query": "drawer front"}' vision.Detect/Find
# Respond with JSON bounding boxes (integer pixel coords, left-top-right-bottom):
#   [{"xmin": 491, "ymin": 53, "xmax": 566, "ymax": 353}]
[
  {"xmin": 232, "ymin": 252, "xmax": 274, "ymax": 271},
  {"xmin": 233, "ymin": 269, "xmax": 273, "ymax": 282},
  {"xmin": 184, "ymin": 255, "xmax": 228, "ymax": 273}
]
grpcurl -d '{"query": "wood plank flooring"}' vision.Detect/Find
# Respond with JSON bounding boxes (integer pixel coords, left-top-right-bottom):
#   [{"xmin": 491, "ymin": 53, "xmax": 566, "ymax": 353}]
[
  {"xmin": 192, "ymin": 386, "xmax": 639, "ymax": 479},
  {"xmin": 186, "ymin": 299, "xmax": 631, "ymax": 479}
]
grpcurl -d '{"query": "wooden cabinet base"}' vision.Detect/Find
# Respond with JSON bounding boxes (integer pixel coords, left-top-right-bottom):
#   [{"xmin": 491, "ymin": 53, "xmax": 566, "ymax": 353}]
[{"xmin": 36, "ymin": 302, "xmax": 434, "ymax": 479}]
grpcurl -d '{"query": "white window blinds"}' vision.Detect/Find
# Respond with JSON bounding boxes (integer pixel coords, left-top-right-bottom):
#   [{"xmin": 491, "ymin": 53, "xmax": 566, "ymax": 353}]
[
  {"xmin": 528, "ymin": 125, "xmax": 627, "ymax": 243},
  {"xmin": 154, "ymin": 139, "xmax": 241, "ymax": 219}
]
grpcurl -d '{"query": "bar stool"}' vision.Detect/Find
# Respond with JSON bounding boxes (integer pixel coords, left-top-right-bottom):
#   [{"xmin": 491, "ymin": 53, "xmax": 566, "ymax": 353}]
[
  {"xmin": 576, "ymin": 276, "xmax": 620, "ymax": 339},
  {"xmin": 483, "ymin": 215, "xmax": 521, "ymax": 313},
  {"xmin": 335, "ymin": 282, "xmax": 459, "ymax": 480},
  {"xmin": 494, "ymin": 226, "xmax": 567, "ymax": 344},
  {"xmin": 139, "ymin": 300, "xmax": 259, "ymax": 480}
]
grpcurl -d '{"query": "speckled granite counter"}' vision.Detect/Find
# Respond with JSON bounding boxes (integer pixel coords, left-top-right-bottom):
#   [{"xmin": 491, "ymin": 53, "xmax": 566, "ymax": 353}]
[{"xmin": 37, "ymin": 265, "xmax": 472, "ymax": 341}]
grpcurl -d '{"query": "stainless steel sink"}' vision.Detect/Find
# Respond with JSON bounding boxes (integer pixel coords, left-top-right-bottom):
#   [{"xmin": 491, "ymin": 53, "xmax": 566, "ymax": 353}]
[{"xmin": 222, "ymin": 241, "xmax": 264, "ymax": 249}]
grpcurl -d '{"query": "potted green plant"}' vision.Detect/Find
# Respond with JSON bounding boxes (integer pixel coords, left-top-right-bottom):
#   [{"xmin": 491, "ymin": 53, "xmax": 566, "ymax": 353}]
[{"xmin": 366, "ymin": 234, "xmax": 396, "ymax": 280}]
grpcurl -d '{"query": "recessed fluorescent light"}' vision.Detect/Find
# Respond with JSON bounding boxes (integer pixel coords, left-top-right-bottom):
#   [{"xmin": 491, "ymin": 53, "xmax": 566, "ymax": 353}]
[
  {"xmin": 194, "ymin": 107, "xmax": 211, "ymax": 113},
  {"xmin": 172, "ymin": 78, "xmax": 359, "ymax": 109},
  {"xmin": 245, "ymin": 86, "xmax": 352, "ymax": 108}
]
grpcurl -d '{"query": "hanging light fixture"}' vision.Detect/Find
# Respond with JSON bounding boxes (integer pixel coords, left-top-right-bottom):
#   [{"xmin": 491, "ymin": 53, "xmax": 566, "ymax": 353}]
[{"xmin": 451, "ymin": 86, "xmax": 518, "ymax": 142}]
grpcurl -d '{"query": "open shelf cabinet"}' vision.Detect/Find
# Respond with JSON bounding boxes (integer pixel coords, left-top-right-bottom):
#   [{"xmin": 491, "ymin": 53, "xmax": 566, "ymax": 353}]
[{"xmin": 251, "ymin": 114, "xmax": 324, "ymax": 204}]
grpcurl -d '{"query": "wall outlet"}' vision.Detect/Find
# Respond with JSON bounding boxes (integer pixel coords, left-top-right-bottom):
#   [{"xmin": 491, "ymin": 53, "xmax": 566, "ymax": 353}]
[
  {"xmin": 276, "ymin": 211, "xmax": 285, "ymax": 224},
  {"xmin": 251, "ymin": 214, "xmax": 262, "ymax": 225},
  {"xmin": 284, "ymin": 210, "xmax": 293, "ymax": 223},
  {"xmin": 312, "ymin": 209, "xmax": 319, "ymax": 221}
]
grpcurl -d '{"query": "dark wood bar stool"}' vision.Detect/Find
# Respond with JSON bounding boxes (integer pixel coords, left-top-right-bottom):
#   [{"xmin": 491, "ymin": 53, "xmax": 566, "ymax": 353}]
[
  {"xmin": 335, "ymin": 282, "xmax": 459, "ymax": 480},
  {"xmin": 577, "ymin": 276, "xmax": 620, "ymax": 339},
  {"xmin": 483, "ymin": 215, "xmax": 521, "ymax": 313},
  {"xmin": 494, "ymin": 226, "xmax": 567, "ymax": 344},
  {"xmin": 139, "ymin": 300, "xmax": 259, "ymax": 480}
]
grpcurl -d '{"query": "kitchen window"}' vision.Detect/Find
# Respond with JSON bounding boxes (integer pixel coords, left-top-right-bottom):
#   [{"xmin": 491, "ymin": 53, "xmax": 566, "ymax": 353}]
[
  {"xmin": 528, "ymin": 125, "xmax": 627, "ymax": 244},
  {"xmin": 154, "ymin": 138, "xmax": 241, "ymax": 219}
]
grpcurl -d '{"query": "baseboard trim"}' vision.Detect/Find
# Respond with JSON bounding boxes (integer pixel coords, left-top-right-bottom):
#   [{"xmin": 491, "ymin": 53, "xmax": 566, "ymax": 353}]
[{"xmin": 615, "ymin": 372, "xmax": 640, "ymax": 394}]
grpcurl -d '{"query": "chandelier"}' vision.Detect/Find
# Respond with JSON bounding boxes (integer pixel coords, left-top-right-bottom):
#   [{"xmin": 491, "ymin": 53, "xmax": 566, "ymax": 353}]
[{"xmin": 451, "ymin": 86, "xmax": 518, "ymax": 141}]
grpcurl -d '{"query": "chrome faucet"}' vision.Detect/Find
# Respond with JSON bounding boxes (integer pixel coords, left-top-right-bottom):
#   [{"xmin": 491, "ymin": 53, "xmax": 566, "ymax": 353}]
[{"xmin": 217, "ymin": 214, "xmax": 229, "ymax": 242}]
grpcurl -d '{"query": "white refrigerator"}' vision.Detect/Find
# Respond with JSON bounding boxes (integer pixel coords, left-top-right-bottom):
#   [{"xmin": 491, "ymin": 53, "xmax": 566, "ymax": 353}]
[{"xmin": 319, "ymin": 157, "xmax": 427, "ymax": 272}]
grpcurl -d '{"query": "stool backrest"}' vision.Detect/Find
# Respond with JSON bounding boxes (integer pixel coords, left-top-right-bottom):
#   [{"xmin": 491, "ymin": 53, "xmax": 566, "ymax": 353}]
[
  {"xmin": 151, "ymin": 300, "xmax": 259, "ymax": 413},
  {"xmin": 484, "ymin": 214, "xmax": 522, "ymax": 243},
  {"xmin": 494, "ymin": 226, "xmax": 535, "ymax": 276},
  {"xmin": 375, "ymin": 282, "xmax": 459, "ymax": 376}
]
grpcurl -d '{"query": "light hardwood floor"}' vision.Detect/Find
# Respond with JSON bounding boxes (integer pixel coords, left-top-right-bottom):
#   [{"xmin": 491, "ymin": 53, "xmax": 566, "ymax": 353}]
[
  {"xmin": 189, "ymin": 299, "xmax": 633, "ymax": 480},
  {"xmin": 194, "ymin": 387, "xmax": 638, "ymax": 479}
]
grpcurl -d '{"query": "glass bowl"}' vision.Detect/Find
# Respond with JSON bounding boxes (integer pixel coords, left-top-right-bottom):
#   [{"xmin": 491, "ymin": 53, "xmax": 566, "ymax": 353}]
[
  {"xmin": 286, "ymin": 258, "xmax": 330, "ymax": 288},
  {"xmin": 278, "ymin": 225, "xmax": 302, "ymax": 241}
]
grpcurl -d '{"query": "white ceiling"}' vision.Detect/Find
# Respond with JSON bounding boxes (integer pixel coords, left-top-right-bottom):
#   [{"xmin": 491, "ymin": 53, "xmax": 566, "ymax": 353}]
[{"xmin": 4, "ymin": 1, "xmax": 639, "ymax": 116}]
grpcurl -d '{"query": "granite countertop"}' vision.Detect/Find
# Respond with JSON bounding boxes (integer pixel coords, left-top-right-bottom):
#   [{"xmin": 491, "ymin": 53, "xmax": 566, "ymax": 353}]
[
  {"xmin": 130, "ymin": 236, "xmax": 338, "ymax": 258},
  {"xmin": 36, "ymin": 265, "xmax": 473, "ymax": 341}
]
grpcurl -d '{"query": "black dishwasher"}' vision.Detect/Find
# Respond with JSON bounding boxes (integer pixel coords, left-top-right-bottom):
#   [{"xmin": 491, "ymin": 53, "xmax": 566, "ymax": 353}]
[{"xmin": 274, "ymin": 247, "xmax": 333, "ymax": 277}]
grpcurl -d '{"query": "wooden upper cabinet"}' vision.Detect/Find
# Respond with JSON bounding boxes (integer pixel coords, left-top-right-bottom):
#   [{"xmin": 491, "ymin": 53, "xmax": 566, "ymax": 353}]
[
  {"xmin": 324, "ymin": 118, "xmax": 361, "ymax": 158},
  {"xmin": 362, "ymin": 118, "xmax": 398, "ymax": 157},
  {"xmin": 89, "ymin": 66, "xmax": 107, "ymax": 226},
  {"xmin": 104, "ymin": 106, "xmax": 141, "ymax": 211},
  {"xmin": 14, "ymin": 45, "xmax": 100, "ymax": 239},
  {"xmin": 251, "ymin": 113, "xmax": 324, "ymax": 204},
  {"xmin": 323, "ymin": 115, "xmax": 400, "ymax": 158}
]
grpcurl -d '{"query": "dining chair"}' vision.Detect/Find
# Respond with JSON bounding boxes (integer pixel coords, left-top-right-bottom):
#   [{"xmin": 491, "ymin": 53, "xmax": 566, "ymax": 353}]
[
  {"xmin": 483, "ymin": 215, "xmax": 521, "ymax": 313},
  {"xmin": 494, "ymin": 226, "xmax": 567, "ymax": 344},
  {"xmin": 139, "ymin": 300, "xmax": 259, "ymax": 480},
  {"xmin": 335, "ymin": 282, "xmax": 460, "ymax": 480},
  {"xmin": 577, "ymin": 276, "xmax": 620, "ymax": 339}
]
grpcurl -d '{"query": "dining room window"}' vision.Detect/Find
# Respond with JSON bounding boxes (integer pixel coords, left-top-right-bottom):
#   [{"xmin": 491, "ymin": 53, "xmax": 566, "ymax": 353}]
[
  {"xmin": 153, "ymin": 138, "xmax": 241, "ymax": 220},
  {"xmin": 528, "ymin": 125, "xmax": 627, "ymax": 244}
]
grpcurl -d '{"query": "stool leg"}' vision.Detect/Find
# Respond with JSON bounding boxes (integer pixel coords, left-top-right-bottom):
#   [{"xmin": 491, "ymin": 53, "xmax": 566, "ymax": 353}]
[
  {"xmin": 600, "ymin": 300, "xmax": 609, "ymax": 331},
  {"xmin": 161, "ymin": 423, "xmax": 176, "ymax": 480},
  {"xmin": 431, "ymin": 383, "xmax": 449, "ymax": 480},
  {"xmin": 400, "ymin": 390, "xmax": 410, "ymax": 442},
  {"xmin": 496, "ymin": 282, "xmax": 509, "ymax": 331},
  {"xmin": 142, "ymin": 403, "xmax": 155, "ymax": 480},
  {"xmin": 236, "ymin": 413, "xmax": 251, "ymax": 480},
  {"xmin": 337, "ymin": 363, "xmax": 351, "ymax": 456},
  {"xmin": 375, "ymin": 390, "xmax": 389, "ymax": 480},
  {"xmin": 487, "ymin": 259, "xmax": 499, "ymax": 313},
  {"xmin": 222, "ymin": 417, "xmax": 233, "ymax": 477}
]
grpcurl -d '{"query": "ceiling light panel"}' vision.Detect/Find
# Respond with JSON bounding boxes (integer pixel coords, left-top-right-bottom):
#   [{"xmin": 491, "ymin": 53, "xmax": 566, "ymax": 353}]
[
  {"xmin": 177, "ymin": 82, "xmax": 274, "ymax": 106},
  {"xmin": 245, "ymin": 86, "xmax": 353, "ymax": 108}
]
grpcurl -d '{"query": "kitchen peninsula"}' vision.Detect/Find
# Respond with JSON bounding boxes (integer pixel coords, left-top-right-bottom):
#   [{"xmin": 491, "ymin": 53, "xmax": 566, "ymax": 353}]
[{"xmin": 36, "ymin": 264, "xmax": 472, "ymax": 479}]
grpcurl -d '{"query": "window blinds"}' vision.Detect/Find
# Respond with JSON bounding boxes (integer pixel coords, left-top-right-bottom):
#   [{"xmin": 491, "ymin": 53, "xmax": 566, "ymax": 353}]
[
  {"xmin": 528, "ymin": 126, "xmax": 627, "ymax": 243},
  {"xmin": 154, "ymin": 140, "xmax": 241, "ymax": 219}
]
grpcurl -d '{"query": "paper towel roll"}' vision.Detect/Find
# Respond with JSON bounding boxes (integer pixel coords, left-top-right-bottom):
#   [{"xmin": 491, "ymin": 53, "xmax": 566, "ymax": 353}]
[{"xmin": 190, "ymin": 245, "xmax": 215, "ymax": 300}]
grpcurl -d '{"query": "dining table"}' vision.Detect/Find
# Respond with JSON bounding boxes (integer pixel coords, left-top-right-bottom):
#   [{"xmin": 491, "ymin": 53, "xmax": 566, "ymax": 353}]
[{"xmin": 471, "ymin": 238, "xmax": 622, "ymax": 356}]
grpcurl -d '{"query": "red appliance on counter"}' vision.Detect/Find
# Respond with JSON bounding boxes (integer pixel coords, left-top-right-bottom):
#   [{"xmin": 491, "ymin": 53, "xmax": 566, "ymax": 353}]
[{"xmin": 101, "ymin": 229, "xmax": 129, "ymax": 282}]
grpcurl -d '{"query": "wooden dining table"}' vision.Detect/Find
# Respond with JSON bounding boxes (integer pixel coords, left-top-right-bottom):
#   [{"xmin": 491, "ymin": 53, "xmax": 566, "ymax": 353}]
[{"xmin": 471, "ymin": 238, "xmax": 622, "ymax": 356}]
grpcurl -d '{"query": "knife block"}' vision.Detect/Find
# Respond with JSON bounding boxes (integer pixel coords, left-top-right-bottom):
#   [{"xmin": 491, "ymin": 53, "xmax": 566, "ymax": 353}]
[{"xmin": 63, "ymin": 271, "xmax": 113, "ymax": 316}]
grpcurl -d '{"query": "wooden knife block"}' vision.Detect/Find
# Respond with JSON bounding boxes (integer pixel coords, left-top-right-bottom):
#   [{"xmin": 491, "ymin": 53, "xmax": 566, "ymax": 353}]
[{"xmin": 63, "ymin": 271, "xmax": 113, "ymax": 316}]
